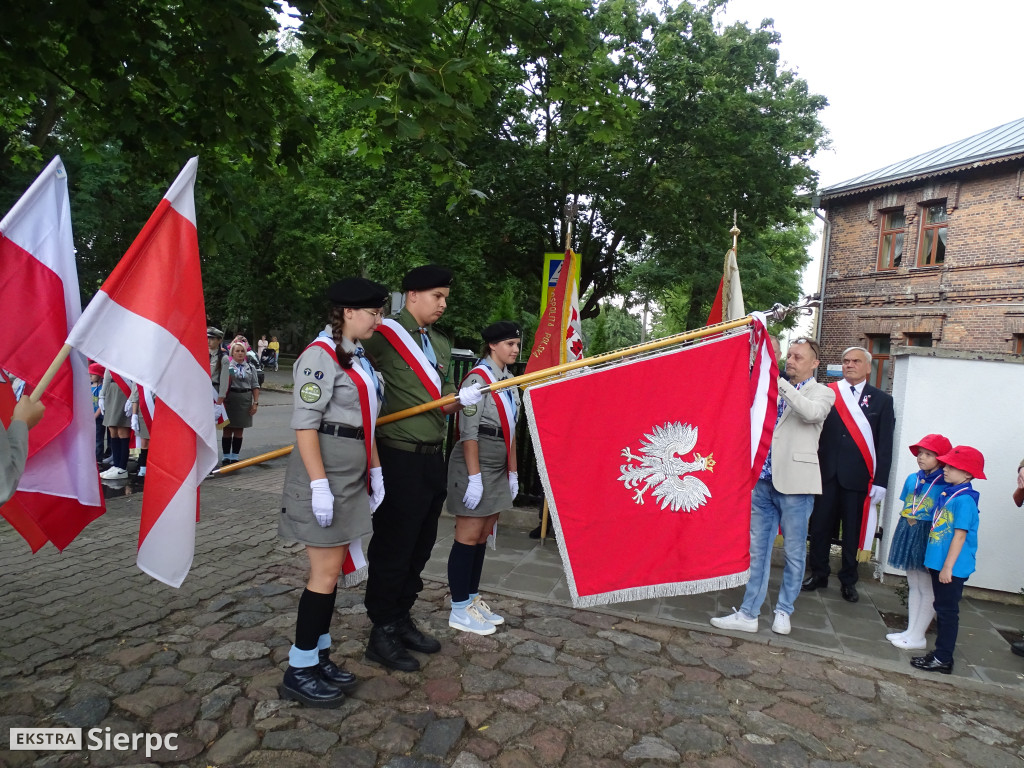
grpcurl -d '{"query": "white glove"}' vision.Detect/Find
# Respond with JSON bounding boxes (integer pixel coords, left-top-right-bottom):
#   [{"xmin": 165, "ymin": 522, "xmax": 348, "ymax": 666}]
[
  {"xmin": 369, "ymin": 467, "xmax": 385, "ymax": 513},
  {"xmin": 310, "ymin": 478, "xmax": 334, "ymax": 527},
  {"xmin": 869, "ymin": 485, "xmax": 886, "ymax": 506},
  {"xmin": 463, "ymin": 473, "xmax": 483, "ymax": 510},
  {"xmin": 98, "ymin": 397, "xmax": 105, "ymax": 416},
  {"xmin": 130, "ymin": 414, "xmax": 140, "ymax": 433},
  {"xmin": 124, "ymin": 399, "xmax": 134, "ymax": 417},
  {"xmin": 457, "ymin": 385, "xmax": 484, "ymax": 407},
  {"xmin": 508, "ymin": 470, "xmax": 519, "ymax": 500}
]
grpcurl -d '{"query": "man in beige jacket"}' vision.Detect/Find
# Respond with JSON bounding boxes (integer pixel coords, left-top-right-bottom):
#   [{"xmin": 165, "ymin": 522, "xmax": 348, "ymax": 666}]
[
  {"xmin": 711, "ymin": 338, "xmax": 834, "ymax": 636},
  {"xmin": 2, "ymin": 394, "xmax": 46, "ymax": 505}
]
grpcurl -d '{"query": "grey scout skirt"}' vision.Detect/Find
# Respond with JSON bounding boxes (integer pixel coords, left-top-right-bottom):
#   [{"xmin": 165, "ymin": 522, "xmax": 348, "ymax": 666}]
[
  {"xmin": 279, "ymin": 430, "xmax": 372, "ymax": 547},
  {"xmin": 446, "ymin": 435, "xmax": 511, "ymax": 517}
]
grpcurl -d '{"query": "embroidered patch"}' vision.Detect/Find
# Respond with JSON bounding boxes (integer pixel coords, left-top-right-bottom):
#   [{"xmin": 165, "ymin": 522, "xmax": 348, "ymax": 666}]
[
  {"xmin": 314, "ymin": 370, "xmax": 324, "ymax": 380},
  {"xmin": 463, "ymin": 404, "xmax": 478, "ymax": 416},
  {"xmin": 303, "ymin": 367, "xmax": 312, "ymax": 376},
  {"xmin": 299, "ymin": 383, "xmax": 322, "ymax": 403}
]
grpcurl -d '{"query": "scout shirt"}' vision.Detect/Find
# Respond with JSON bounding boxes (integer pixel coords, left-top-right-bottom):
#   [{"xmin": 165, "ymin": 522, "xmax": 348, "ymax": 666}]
[
  {"xmin": 291, "ymin": 334, "xmax": 382, "ymax": 432},
  {"xmin": 362, "ymin": 307, "xmax": 455, "ymax": 445},
  {"xmin": 897, "ymin": 468, "xmax": 948, "ymax": 522},
  {"xmin": 1, "ymin": 421, "xmax": 28, "ymax": 506},
  {"xmin": 457, "ymin": 359, "xmax": 519, "ymax": 443}
]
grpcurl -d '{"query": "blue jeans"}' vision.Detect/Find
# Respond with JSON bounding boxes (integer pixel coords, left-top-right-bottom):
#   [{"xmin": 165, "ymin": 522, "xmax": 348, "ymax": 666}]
[{"xmin": 740, "ymin": 479, "xmax": 814, "ymax": 618}]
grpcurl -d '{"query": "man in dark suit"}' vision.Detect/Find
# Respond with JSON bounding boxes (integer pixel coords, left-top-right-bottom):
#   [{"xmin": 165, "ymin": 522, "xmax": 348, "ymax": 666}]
[{"xmin": 803, "ymin": 346, "xmax": 895, "ymax": 603}]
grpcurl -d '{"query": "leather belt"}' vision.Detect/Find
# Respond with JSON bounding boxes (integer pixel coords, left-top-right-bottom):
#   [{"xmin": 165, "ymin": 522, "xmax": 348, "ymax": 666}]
[
  {"xmin": 378, "ymin": 437, "xmax": 443, "ymax": 455},
  {"xmin": 478, "ymin": 426, "xmax": 504, "ymax": 438},
  {"xmin": 318, "ymin": 423, "xmax": 364, "ymax": 439}
]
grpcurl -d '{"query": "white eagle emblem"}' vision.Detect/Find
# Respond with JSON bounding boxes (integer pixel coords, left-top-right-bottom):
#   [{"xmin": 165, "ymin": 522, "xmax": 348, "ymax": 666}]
[{"xmin": 618, "ymin": 422, "xmax": 715, "ymax": 512}]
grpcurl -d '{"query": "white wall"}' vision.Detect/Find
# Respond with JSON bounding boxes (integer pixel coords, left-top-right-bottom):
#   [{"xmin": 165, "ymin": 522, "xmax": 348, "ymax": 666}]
[{"xmin": 881, "ymin": 352, "xmax": 1024, "ymax": 593}]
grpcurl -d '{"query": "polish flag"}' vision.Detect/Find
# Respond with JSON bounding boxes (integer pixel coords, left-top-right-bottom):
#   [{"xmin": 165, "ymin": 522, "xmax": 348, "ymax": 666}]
[
  {"xmin": 67, "ymin": 157, "xmax": 217, "ymax": 587},
  {"xmin": 0, "ymin": 156, "xmax": 105, "ymax": 550},
  {"xmin": 706, "ymin": 246, "xmax": 745, "ymax": 326}
]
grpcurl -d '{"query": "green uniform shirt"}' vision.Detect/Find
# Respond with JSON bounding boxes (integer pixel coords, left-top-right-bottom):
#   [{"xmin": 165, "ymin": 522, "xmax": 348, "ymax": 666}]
[{"xmin": 364, "ymin": 307, "xmax": 456, "ymax": 444}]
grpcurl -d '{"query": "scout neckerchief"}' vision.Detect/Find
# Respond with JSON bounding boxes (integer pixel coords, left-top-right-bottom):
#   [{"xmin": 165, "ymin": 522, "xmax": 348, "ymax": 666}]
[
  {"xmin": 306, "ymin": 337, "xmax": 379, "ymax": 491},
  {"xmin": 306, "ymin": 336, "xmax": 375, "ymax": 587},
  {"xmin": 456, "ymin": 360, "xmax": 516, "ymax": 469},
  {"xmin": 828, "ymin": 381, "xmax": 877, "ymax": 559},
  {"xmin": 930, "ymin": 482, "xmax": 976, "ymax": 532},
  {"xmin": 904, "ymin": 466, "xmax": 944, "ymax": 522},
  {"xmin": 377, "ymin": 318, "xmax": 442, "ymax": 400}
]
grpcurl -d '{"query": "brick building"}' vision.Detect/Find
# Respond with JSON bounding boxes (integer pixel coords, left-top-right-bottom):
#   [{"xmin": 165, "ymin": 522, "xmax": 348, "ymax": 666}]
[{"xmin": 813, "ymin": 118, "xmax": 1024, "ymax": 387}]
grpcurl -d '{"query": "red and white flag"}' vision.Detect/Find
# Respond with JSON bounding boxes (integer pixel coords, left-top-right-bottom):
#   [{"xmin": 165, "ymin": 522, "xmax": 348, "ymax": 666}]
[
  {"xmin": 0, "ymin": 156, "xmax": 105, "ymax": 550},
  {"xmin": 526, "ymin": 250, "xmax": 584, "ymax": 374},
  {"xmin": 706, "ymin": 246, "xmax": 745, "ymax": 326},
  {"xmin": 524, "ymin": 324, "xmax": 775, "ymax": 607},
  {"xmin": 67, "ymin": 157, "xmax": 217, "ymax": 587}
]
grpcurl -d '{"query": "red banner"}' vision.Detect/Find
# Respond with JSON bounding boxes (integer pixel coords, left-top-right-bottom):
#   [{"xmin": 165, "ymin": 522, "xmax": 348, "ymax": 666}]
[{"xmin": 525, "ymin": 331, "xmax": 769, "ymax": 606}]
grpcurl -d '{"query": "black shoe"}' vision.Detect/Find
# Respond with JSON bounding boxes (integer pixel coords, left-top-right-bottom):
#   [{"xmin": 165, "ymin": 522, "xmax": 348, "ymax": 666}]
[
  {"xmin": 801, "ymin": 575, "xmax": 827, "ymax": 592},
  {"xmin": 318, "ymin": 649, "xmax": 357, "ymax": 693},
  {"xmin": 528, "ymin": 525, "xmax": 555, "ymax": 540},
  {"xmin": 278, "ymin": 665, "xmax": 346, "ymax": 708},
  {"xmin": 911, "ymin": 653, "xmax": 953, "ymax": 674},
  {"xmin": 840, "ymin": 584, "xmax": 859, "ymax": 603},
  {"xmin": 221, "ymin": 458, "xmax": 232, "ymax": 467},
  {"xmin": 365, "ymin": 623, "xmax": 420, "ymax": 671},
  {"xmin": 396, "ymin": 614, "xmax": 441, "ymax": 654},
  {"xmin": 1011, "ymin": 640, "xmax": 1024, "ymax": 658}
]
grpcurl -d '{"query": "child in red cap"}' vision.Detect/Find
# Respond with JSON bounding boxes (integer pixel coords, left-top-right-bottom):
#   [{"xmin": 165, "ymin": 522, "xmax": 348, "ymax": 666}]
[
  {"xmin": 885, "ymin": 434, "xmax": 952, "ymax": 650},
  {"xmin": 912, "ymin": 445, "xmax": 985, "ymax": 674}
]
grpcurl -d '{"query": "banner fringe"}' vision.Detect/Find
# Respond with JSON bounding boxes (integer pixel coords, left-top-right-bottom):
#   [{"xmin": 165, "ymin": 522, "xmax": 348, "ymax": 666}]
[{"xmin": 342, "ymin": 565, "xmax": 367, "ymax": 588}]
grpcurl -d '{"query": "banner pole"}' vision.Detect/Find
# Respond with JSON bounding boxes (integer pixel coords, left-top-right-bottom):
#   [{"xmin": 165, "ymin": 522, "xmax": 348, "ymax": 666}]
[{"xmin": 26, "ymin": 343, "xmax": 72, "ymax": 402}]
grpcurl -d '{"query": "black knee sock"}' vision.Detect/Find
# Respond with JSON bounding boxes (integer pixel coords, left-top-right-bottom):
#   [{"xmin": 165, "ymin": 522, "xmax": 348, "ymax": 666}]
[
  {"xmin": 319, "ymin": 585, "xmax": 338, "ymax": 638},
  {"xmin": 469, "ymin": 543, "xmax": 487, "ymax": 595},
  {"xmin": 231, "ymin": 435, "xmax": 243, "ymax": 455},
  {"xmin": 139, "ymin": 448, "xmax": 148, "ymax": 468},
  {"xmin": 117, "ymin": 437, "xmax": 130, "ymax": 469},
  {"xmin": 222, "ymin": 435, "xmax": 231, "ymax": 456},
  {"xmin": 295, "ymin": 588, "xmax": 335, "ymax": 651},
  {"xmin": 447, "ymin": 541, "xmax": 477, "ymax": 604}
]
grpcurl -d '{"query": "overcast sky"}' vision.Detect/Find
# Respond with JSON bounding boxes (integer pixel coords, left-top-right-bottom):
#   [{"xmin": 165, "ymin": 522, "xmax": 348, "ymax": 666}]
[{"xmin": 717, "ymin": 0, "xmax": 1024, "ymax": 317}]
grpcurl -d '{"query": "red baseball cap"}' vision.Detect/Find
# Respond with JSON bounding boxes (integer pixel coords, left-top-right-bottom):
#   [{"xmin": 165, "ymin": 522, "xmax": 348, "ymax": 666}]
[
  {"xmin": 936, "ymin": 445, "xmax": 986, "ymax": 480},
  {"xmin": 909, "ymin": 434, "xmax": 952, "ymax": 458}
]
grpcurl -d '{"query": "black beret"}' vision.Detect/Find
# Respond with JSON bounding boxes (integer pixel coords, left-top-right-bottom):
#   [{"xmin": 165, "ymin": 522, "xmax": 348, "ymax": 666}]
[
  {"xmin": 482, "ymin": 321, "xmax": 522, "ymax": 344},
  {"xmin": 327, "ymin": 277, "xmax": 390, "ymax": 307},
  {"xmin": 402, "ymin": 264, "xmax": 453, "ymax": 291}
]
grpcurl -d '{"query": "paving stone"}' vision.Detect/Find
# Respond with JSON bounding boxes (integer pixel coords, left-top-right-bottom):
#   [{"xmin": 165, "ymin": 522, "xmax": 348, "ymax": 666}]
[
  {"xmin": 199, "ymin": 684, "xmax": 242, "ymax": 719},
  {"xmin": 460, "ymin": 667, "xmax": 518, "ymax": 694},
  {"xmin": 416, "ymin": 716, "xmax": 466, "ymax": 758},
  {"xmin": 622, "ymin": 735, "xmax": 680, "ymax": 762},
  {"xmin": 210, "ymin": 640, "xmax": 270, "ymax": 660},
  {"xmin": 502, "ymin": 655, "xmax": 562, "ymax": 678},
  {"xmin": 205, "ymin": 727, "xmax": 260, "ymax": 764},
  {"xmin": 510, "ymin": 639, "xmax": 559, "ymax": 663},
  {"xmin": 325, "ymin": 745, "xmax": 378, "ymax": 768},
  {"xmin": 381, "ymin": 757, "xmax": 446, "ymax": 768},
  {"xmin": 262, "ymin": 724, "xmax": 339, "ymax": 754},
  {"xmin": 183, "ymin": 670, "xmax": 230, "ymax": 694},
  {"xmin": 352, "ymin": 674, "xmax": 409, "ymax": 701},
  {"xmin": 661, "ymin": 723, "xmax": 726, "ymax": 756},
  {"xmin": 368, "ymin": 721, "xmax": 420, "ymax": 753},
  {"xmin": 150, "ymin": 695, "xmax": 200, "ymax": 732},
  {"xmin": 53, "ymin": 696, "xmax": 110, "ymax": 727},
  {"xmin": 596, "ymin": 629, "xmax": 662, "ymax": 654},
  {"xmin": 113, "ymin": 685, "xmax": 185, "ymax": 718},
  {"xmin": 572, "ymin": 720, "xmax": 634, "ymax": 757},
  {"xmin": 451, "ymin": 752, "xmax": 489, "ymax": 768}
]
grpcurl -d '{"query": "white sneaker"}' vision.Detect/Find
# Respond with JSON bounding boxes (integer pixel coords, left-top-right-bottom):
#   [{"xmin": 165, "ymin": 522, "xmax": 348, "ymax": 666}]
[
  {"xmin": 891, "ymin": 635, "xmax": 927, "ymax": 650},
  {"xmin": 710, "ymin": 609, "xmax": 758, "ymax": 633},
  {"xmin": 99, "ymin": 466, "xmax": 128, "ymax": 480},
  {"xmin": 137, "ymin": 466, "xmax": 147, "ymax": 478},
  {"xmin": 771, "ymin": 610, "xmax": 791, "ymax": 635},
  {"xmin": 472, "ymin": 596, "xmax": 504, "ymax": 625},
  {"xmin": 886, "ymin": 631, "xmax": 907, "ymax": 642},
  {"xmin": 449, "ymin": 604, "xmax": 496, "ymax": 635}
]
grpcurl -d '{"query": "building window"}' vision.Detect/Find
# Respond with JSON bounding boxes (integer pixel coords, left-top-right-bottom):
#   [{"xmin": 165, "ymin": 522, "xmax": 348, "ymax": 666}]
[
  {"xmin": 877, "ymin": 210, "xmax": 906, "ymax": 270},
  {"xmin": 867, "ymin": 335, "xmax": 891, "ymax": 387},
  {"xmin": 918, "ymin": 204, "xmax": 948, "ymax": 266},
  {"xmin": 904, "ymin": 333, "xmax": 933, "ymax": 347},
  {"xmin": 1013, "ymin": 335, "xmax": 1024, "ymax": 355}
]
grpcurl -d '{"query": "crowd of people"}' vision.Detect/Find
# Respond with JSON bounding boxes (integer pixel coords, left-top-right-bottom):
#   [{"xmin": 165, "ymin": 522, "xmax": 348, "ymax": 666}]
[{"xmin": 711, "ymin": 340, "xmax": 985, "ymax": 676}]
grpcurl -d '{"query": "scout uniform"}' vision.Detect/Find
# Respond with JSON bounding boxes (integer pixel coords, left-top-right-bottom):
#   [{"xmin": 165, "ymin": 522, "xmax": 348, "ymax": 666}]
[
  {"xmin": 279, "ymin": 332, "xmax": 381, "ymax": 547},
  {"xmin": 1, "ymin": 420, "xmax": 29, "ymax": 506},
  {"xmin": 361, "ymin": 264, "xmax": 457, "ymax": 671},
  {"xmin": 278, "ymin": 277, "xmax": 390, "ymax": 710},
  {"xmin": 218, "ymin": 354, "xmax": 260, "ymax": 429}
]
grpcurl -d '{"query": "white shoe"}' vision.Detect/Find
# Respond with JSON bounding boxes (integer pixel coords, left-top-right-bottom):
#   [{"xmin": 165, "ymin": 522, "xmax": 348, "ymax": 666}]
[
  {"xmin": 449, "ymin": 604, "xmax": 496, "ymax": 635},
  {"xmin": 472, "ymin": 595, "xmax": 504, "ymax": 625},
  {"xmin": 137, "ymin": 466, "xmax": 147, "ymax": 477},
  {"xmin": 710, "ymin": 609, "xmax": 758, "ymax": 633},
  {"xmin": 886, "ymin": 631, "xmax": 907, "ymax": 642},
  {"xmin": 99, "ymin": 466, "xmax": 128, "ymax": 480},
  {"xmin": 891, "ymin": 635, "xmax": 927, "ymax": 650},
  {"xmin": 771, "ymin": 610, "xmax": 791, "ymax": 635}
]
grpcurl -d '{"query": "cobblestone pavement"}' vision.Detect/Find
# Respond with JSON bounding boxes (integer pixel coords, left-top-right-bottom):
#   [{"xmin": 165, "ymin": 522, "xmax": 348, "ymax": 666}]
[{"xmin": 2, "ymin": 466, "xmax": 1023, "ymax": 767}]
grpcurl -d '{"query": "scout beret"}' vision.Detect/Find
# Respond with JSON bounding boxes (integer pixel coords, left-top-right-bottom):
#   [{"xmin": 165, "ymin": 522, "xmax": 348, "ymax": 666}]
[
  {"xmin": 482, "ymin": 321, "xmax": 522, "ymax": 344},
  {"xmin": 327, "ymin": 277, "xmax": 390, "ymax": 307},
  {"xmin": 402, "ymin": 264, "xmax": 453, "ymax": 291},
  {"xmin": 207, "ymin": 326, "xmax": 224, "ymax": 339}
]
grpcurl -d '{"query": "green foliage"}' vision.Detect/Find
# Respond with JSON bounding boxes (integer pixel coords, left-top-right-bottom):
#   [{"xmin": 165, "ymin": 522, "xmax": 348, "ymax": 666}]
[{"xmin": 582, "ymin": 303, "xmax": 643, "ymax": 355}]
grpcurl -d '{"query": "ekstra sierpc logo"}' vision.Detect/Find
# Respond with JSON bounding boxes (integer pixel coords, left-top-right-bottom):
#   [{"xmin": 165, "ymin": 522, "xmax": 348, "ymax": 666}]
[{"xmin": 10, "ymin": 727, "xmax": 178, "ymax": 757}]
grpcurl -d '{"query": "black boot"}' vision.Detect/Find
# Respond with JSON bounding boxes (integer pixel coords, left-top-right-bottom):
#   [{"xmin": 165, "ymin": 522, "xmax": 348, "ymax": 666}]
[
  {"xmin": 278, "ymin": 665, "xmax": 346, "ymax": 708},
  {"xmin": 395, "ymin": 614, "xmax": 441, "ymax": 654},
  {"xmin": 318, "ymin": 649, "xmax": 358, "ymax": 693},
  {"xmin": 365, "ymin": 623, "xmax": 420, "ymax": 671}
]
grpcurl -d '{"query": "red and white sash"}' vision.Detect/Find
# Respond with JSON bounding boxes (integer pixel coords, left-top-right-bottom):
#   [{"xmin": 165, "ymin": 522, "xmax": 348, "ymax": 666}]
[
  {"xmin": 829, "ymin": 382, "xmax": 877, "ymax": 554},
  {"xmin": 377, "ymin": 319, "xmax": 442, "ymax": 400},
  {"xmin": 137, "ymin": 383, "xmax": 155, "ymax": 433},
  {"xmin": 110, "ymin": 371, "xmax": 132, "ymax": 398},
  {"xmin": 306, "ymin": 336, "xmax": 378, "ymax": 586},
  {"xmin": 458, "ymin": 364, "xmax": 515, "ymax": 464}
]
